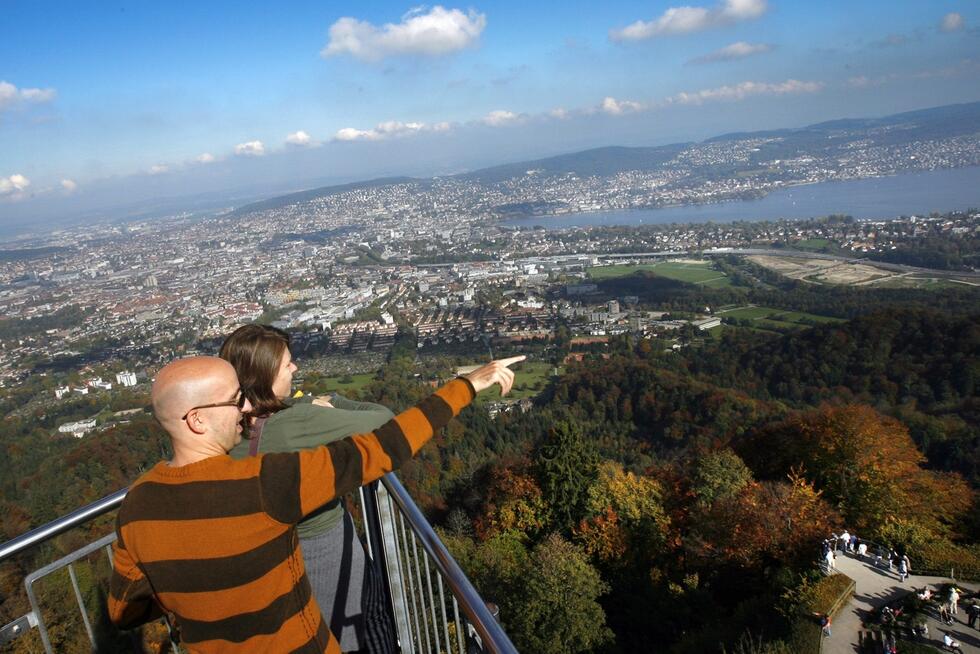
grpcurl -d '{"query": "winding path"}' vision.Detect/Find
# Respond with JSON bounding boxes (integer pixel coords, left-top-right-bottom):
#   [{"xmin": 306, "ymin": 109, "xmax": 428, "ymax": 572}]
[{"xmin": 824, "ymin": 553, "xmax": 979, "ymax": 653}]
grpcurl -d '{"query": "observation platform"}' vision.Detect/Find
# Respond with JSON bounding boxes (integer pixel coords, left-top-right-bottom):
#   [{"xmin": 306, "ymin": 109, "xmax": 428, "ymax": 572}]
[
  {"xmin": 0, "ymin": 474, "xmax": 517, "ymax": 654},
  {"xmin": 827, "ymin": 551, "xmax": 979, "ymax": 654}
]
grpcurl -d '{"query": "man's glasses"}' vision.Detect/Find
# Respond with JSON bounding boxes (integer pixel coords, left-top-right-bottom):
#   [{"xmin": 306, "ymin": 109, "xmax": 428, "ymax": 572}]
[{"xmin": 181, "ymin": 389, "xmax": 247, "ymax": 421}]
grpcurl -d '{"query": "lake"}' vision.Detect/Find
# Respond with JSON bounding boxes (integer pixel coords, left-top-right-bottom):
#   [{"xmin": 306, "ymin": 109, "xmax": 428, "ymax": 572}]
[{"xmin": 500, "ymin": 166, "xmax": 980, "ymax": 229}]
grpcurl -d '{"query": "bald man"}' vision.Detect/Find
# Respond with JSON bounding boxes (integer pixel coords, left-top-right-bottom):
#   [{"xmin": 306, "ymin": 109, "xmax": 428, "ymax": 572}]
[{"xmin": 108, "ymin": 355, "xmax": 522, "ymax": 654}]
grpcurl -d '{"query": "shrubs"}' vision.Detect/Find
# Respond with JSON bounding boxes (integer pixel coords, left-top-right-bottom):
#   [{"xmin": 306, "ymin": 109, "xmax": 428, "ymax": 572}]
[
  {"xmin": 915, "ymin": 539, "xmax": 980, "ymax": 580},
  {"xmin": 783, "ymin": 573, "xmax": 855, "ymax": 653},
  {"xmin": 810, "ymin": 573, "xmax": 857, "ymax": 614}
]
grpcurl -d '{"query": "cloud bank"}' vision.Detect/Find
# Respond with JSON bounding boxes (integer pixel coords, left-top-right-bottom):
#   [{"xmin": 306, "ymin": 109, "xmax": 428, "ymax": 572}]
[
  {"xmin": 689, "ymin": 41, "xmax": 773, "ymax": 64},
  {"xmin": 234, "ymin": 141, "xmax": 265, "ymax": 156},
  {"xmin": 286, "ymin": 130, "xmax": 315, "ymax": 146},
  {"xmin": 0, "ymin": 174, "xmax": 31, "ymax": 200},
  {"xmin": 600, "ymin": 97, "xmax": 644, "ymax": 115},
  {"xmin": 611, "ymin": 0, "xmax": 767, "ymax": 41},
  {"xmin": 940, "ymin": 12, "xmax": 964, "ymax": 33},
  {"xmin": 322, "ymin": 6, "xmax": 486, "ymax": 61},
  {"xmin": 0, "ymin": 81, "xmax": 56, "ymax": 111},
  {"xmin": 334, "ymin": 120, "xmax": 440, "ymax": 141},
  {"xmin": 666, "ymin": 79, "xmax": 823, "ymax": 105},
  {"xmin": 481, "ymin": 110, "xmax": 522, "ymax": 126}
]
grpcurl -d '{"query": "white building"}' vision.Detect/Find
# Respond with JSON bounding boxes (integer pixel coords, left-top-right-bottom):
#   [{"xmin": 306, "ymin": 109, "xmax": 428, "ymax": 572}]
[
  {"xmin": 116, "ymin": 371, "xmax": 138, "ymax": 387},
  {"xmin": 693, "ymin": 317, "xmax": 722, "ymax": 331},
  {"xmin": 58, "ymin": 419, "xmax": 97, "ymax": 438},
  {"xmin": 88, "ymin": 377, "xmax": 113, "ymax": 391}
]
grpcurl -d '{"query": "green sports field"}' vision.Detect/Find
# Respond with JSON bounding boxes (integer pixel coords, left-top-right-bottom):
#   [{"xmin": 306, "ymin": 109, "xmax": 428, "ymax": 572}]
[
  {"xmin": 717, "ymin": 306, "xmax": 844, "ymax": 330},
  {"xmin": 461, "ymin": 360, "xmax": 557, "ymax": 401},
  {"xmin": 588, "ymin": 261, "xmax": 734, "ymax": 287},
  {"xmin": 300, "ymin": 372, "xmax": 375, "ymax": 397}
]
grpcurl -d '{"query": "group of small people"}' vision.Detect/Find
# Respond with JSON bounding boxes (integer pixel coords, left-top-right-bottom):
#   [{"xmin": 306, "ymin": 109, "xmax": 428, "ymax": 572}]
[
  {"xmin": 823, "ymin": 531, "xmax": 914, "ymax": 582},
  {"xmin": 107, "ymin": 323, "xmax": 525, "ymax": 653},
  {"xmin": 910, "ymin": 584, "xmax": 979, "ymax": 654}
]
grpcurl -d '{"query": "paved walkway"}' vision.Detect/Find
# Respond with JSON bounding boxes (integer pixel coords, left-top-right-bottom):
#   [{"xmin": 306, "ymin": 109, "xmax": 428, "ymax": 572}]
[{"xmin": 824, "ymin": 552, "xmax": 979, "ymax": 653}]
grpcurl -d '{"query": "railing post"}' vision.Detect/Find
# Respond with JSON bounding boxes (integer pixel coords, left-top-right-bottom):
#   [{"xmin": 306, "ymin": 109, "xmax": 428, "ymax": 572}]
[
  {"xmin": 362, "ymin": 480, "xmax": 415, "ymax": 653},
  {"xmin": 361, "ymin": 481, "xmax": 396, "ymax": 613}
]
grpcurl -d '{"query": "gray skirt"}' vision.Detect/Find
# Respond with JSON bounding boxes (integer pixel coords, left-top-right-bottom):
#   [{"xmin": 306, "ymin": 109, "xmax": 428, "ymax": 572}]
[{"xmin": 299, "ymin": 509, "xmax": 396, "ymax": 653}]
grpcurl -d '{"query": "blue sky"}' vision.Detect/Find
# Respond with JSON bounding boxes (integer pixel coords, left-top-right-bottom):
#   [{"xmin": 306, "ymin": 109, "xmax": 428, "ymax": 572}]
[{"xmin": 1, "ymin": 1, "xmax": 978, "ymax": 229}]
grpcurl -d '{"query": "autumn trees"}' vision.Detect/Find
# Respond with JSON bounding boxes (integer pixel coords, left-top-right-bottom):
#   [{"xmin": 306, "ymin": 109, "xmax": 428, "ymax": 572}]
[{"xmin": 744, "ymin": 405, "xmax": 970, "ymax": 539}]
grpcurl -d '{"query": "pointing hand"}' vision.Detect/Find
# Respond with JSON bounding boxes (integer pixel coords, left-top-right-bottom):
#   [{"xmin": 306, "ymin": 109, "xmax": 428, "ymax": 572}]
[{"xmin": 461, "ymin": 356, "xmax": 526, "ymax": 396}]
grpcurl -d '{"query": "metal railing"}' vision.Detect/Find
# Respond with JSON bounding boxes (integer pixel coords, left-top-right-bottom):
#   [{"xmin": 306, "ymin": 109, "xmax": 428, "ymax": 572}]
[{"xmin": 0, "ymin": 474, "xmax": 518, "ymax": 654}]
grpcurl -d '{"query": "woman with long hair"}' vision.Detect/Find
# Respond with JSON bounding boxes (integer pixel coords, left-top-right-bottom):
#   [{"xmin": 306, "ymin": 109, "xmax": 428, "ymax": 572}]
[{"xmin": 220, "ymin": 324, "xmax": 396, "ymax": 653}]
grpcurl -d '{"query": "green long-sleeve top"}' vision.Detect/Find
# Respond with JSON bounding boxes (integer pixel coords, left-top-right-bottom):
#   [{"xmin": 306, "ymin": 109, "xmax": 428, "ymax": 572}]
[{"xmin": 229, "ymin": 394, "xmax": 394, "ymax": 539}]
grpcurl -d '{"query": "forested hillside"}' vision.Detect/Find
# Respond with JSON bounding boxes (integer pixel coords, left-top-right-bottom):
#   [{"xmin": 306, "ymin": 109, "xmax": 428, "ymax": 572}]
[{"xmin": 0, "ymin": 303, "xmax": 977, "ymax": 653}]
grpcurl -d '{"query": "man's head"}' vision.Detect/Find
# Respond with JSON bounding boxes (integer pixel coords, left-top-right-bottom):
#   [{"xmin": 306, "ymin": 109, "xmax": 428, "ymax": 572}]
[{"xmin": 152, "ymin": 356, "xmax": 252, "ymax": 464}]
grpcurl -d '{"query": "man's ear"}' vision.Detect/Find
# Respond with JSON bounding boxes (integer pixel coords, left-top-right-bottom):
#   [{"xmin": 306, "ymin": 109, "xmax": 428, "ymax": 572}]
[{"xmin": 185, "ymin": 411, "xmax": 207, "ymax": 435}]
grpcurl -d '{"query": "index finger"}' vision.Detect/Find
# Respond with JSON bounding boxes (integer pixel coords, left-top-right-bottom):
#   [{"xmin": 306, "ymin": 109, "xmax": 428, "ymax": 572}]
[{"xmin": 496, "ymin": 355, "xmax": 526, "ymax": 368}]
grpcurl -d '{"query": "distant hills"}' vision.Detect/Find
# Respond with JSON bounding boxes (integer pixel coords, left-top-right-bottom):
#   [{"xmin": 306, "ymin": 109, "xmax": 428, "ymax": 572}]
[
  {"xmin": 455, "ymin": 143, "xmax": 691, "ymax": 184},
  {"xmin": 234, "ymin": 101, "xmax": 980, "ymax": 216},
  {"xmin": 232, "ymin": 176, "xmax": 419, "ymax": 216}
]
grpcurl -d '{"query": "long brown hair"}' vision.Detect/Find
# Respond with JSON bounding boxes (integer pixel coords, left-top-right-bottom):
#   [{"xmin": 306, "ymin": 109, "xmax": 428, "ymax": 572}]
[{"xmin": 219, "ymin": 324, "xmax": 291, "ymax": 418}]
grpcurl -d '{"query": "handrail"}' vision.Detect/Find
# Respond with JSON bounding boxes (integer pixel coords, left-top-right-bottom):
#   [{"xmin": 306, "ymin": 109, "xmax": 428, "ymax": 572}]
[
  {"xmin": 0, "ymin": 488, "xmax": 127, "ymax": 562},
  {"xmin": 0, "ymin": 477, "xmax": 520, "ymax": 653},
  {"xmin": 380, "ymin": 473, "xmax": 519, "ymax": 654}
]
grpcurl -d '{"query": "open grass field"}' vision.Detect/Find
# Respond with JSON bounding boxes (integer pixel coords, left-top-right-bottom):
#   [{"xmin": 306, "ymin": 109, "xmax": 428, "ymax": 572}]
[
  {"xmin": 588, "ymin": 261, "xmax": 734, "ymax": 287},
  {"xmin": 301, "ymin": 372, "xmax": 376, "ymax": 396},
  {"xmin": 793, "ymin": 238, "xmax": 838, "ymax": 251},
  {"xmin": 718, "ymin": 306, "xmax": 845, "ymax": 330}
]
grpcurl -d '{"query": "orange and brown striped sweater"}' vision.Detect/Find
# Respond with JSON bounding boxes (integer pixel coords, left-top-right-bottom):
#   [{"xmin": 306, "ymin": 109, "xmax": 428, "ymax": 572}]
[{"xmin": 108, "ymin": 378, "xmax": 475, "ymax": 653}]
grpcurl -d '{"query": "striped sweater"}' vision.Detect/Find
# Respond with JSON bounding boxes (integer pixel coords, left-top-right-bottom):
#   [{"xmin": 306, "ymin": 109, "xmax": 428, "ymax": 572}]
[{"xmin": 108, "ymin": 378, "xmax": 475, "ymax": 653}]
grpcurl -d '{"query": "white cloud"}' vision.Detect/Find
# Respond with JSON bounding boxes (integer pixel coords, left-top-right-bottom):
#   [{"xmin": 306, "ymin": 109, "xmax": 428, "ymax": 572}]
[
  {"xmin": 610, "ymin": 0, "xmax": 767, "ymax": 41},
  {"xmin": 60, "ymin": 179, "xmax": 77, "ymax": 192},
  {"xmin": 600, "ymin": 97, "xmax": 645, "ymax": 115},
  {"xmin": 334, "ymin": 120, "xmax": 436, "ymax": 141},
  {"xmin": 0, "ymin": 80, "xmax": 57, "ymax": 110},
  {"xmin": 666, "ymin": 79, "xmax": 823, "ymax": 105},
  {"xmin": 940, "ymin": 12, "xmax": 964, "ymax": 32},
  {"xmin": 286, "ymin": 130, "xmax": 315, "ymax": 146},
  {"xmin": 322, "ymin": 6, "xmax": 486, "ymax": 62},
  {"xmin": 196, "ymin": 152, "xmax": 216, "ymax": 164},
  {"xmin": 689, "ymin": 41, "xmax": 772, "ymax": 63},
  {"xmin": 0, "ymin": 174, "xmax": 31, "ymax": 199},
  {"xmin": 549, "ymin": 107, "xmax": 570, "ymax": 120},
  {"xmin": 482, "ymin": 110, "xmax": 521, "ymax": 126},
  {"xmin": 847, "ymin": 75, "xmax": 873, "ymax": 88},
  {"xmin": 234, "ymin": 140, "xmax": 265, "ymax": 157},
  {"xmin": 148, "ymin": 164, "xmax": 169, "ymax": 175},
  {"xmin": 335, "ymin": 127, "xmax": 377, "ymax": 142}
]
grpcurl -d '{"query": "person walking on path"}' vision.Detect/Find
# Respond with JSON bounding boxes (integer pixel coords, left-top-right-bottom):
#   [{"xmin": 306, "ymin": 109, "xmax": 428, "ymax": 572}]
[
  {"xmin": 819, "ymin": 613, "xmax": 832, "ymax": 637},
  {"xmin": 940, "ymin": 603, "xmax": 954, "ymax": 626},
  {"xmin": 825, "ymin": 547, "xmax": 836, "ymax": 572},
  {"xmin": 967, "ymin": 602, "xmax": 979, "ymax": 628},
  {"xmin": 898, "ymin": 553, "xmax": 910, "ymax": 582},
  {"xmin": 949, "ymin": 587, "xmax": 960, "ymax": 616}
]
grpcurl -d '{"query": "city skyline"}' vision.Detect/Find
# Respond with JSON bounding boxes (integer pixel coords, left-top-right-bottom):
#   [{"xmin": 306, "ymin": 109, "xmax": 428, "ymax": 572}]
[{"xmin": 2, "ymin": 1, "xmax": 979, "ymax": 227}]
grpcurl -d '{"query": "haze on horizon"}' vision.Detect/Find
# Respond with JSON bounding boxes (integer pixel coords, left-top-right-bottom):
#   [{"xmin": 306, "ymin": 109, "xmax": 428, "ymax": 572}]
[{"xmin": 1, "ymin": 0, "xmax": 979, "ymax": 233}]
